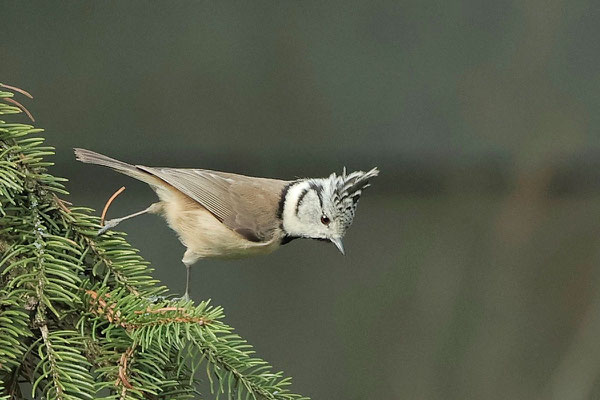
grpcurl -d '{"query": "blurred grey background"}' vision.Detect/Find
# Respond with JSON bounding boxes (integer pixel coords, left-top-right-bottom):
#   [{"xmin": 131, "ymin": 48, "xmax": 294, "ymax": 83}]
[{"xmin": 3, "ymin": 1, "xmax": 600, "ymax": 399}]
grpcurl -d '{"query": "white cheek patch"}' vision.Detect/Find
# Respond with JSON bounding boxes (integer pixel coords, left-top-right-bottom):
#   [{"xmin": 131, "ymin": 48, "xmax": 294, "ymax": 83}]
[
  {"xmin": 282, "ymin": 182, "xmax": 311, "ymax": 236},
  {"xmin": 297, "ymin": 191, "xmax": 321, "ymax": 220},
  {"xmin": 282, "ymin": 179, "xmax": 335, "ymax": 240}
]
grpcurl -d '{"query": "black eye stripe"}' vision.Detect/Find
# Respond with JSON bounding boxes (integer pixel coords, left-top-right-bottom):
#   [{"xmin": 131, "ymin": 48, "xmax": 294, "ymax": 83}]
[
  {"xmin": 309, "ymin": 182, "xmax": 324, "ymax": 209},
  {"xmin": 295, "ymin": 188, "xmax": 309, "ymax": 215}
]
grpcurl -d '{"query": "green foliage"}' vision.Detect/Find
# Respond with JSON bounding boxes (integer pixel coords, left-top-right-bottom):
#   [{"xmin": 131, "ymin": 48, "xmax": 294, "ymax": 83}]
[{"xmin": 0, "ymin": 86, "xmax": 308, "ymax": 400}]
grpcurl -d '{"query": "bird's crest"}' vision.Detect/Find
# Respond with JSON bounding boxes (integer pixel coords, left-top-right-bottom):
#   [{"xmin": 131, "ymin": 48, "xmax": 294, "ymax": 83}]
[{"xmin": 327, "ymin": 167, "xmax": 379, "ymax": 230}]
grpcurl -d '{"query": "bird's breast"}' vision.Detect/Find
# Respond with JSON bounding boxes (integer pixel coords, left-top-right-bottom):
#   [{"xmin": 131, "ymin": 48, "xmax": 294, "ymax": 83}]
[{"xmin": 157, "ymin": 191, "xmax": 281, "ymax": 260}]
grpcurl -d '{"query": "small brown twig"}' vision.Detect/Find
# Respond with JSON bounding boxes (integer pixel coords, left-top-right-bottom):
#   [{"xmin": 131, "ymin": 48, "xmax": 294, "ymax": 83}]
[
  {"xmin": 134, "ymin": 306, "xmax": 188, "ymax": 314},
  {"xmin": 101, "ymin": 186, "xmax": 126, "ymax": 225},
  {"xmin": 52, "ymin": 194, "xmax": 72, "ymax": 214},
  {"xmin": 0, "ymin": 83, "xmax": 33, "ymax": 99},
  {"xmin": 117, "ymin": 347, "xmax": 135, "ymax": 391},
  {"xmin": 86, "ymin": 290, "xmax": 210, "ymax": 330},
  {"xmin": 4, "ymin": 97, "xmax": 35, "ymax": 122}
]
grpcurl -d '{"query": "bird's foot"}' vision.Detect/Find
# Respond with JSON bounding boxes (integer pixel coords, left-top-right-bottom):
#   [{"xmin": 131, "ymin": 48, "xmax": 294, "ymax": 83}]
[
  {"xmin": 97, "ymin": 218, "xmax": 122, "ymax": 235},
  {"xmin": 146, "ymin": 295, "xmax": 169, "ymax": 303},
  {"xmin": 170, "ymin": 293, "xmax": 191, "ymax": 303},
  {"xmin": 145, "ymin": 293, "xmax": 191, "ymax": 304}
]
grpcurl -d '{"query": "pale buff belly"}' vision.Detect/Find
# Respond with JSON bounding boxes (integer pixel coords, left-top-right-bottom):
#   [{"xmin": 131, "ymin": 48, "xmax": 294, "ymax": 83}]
[{"xmin": 153, "ymin": 187, "xmax": 281, "ymax": 264}]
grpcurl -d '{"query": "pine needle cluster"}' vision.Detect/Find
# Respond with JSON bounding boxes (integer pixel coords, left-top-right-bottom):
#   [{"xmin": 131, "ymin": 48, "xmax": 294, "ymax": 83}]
[{"xmin": 0, "ymin": 85, "xmax": 308, "ymax": 400}]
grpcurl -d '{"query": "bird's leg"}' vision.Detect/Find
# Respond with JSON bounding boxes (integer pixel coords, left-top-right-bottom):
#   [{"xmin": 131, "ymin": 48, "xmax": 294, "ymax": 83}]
[
  {"xmin": 98, "ymin": 202, "xmax": 162, "ymax": 234},
  {"xmin": 183, "ymin": 262, "xmax": 191, "ymax": 301},
  {"xmin": 176, "ymin": 250, "xmax": 198, "ymax": 301},
  {"xmin": 169, "ymin": 262, "xmax": 192, "ymax": 302}
]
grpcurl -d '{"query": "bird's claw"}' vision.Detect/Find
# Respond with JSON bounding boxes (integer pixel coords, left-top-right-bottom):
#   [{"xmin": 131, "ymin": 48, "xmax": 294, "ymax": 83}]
[
  {"xmin": 146, "ymin": 295, "xmax": 168, "ymax": 303},
  {"xmin": 97, "ymin": 218, "xmax": 120, "ymax": 235},
  {"xmin": 146, "ymin": 294, "xmax": 191, "ymax": 303},
  {"xmin": 171, "ymin": 293, "xmax": 191, "ymax": 302}
]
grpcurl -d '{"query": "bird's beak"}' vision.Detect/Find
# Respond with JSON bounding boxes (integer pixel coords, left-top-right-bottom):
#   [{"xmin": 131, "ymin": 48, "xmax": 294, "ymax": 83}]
[{"xmin": 331, "ymin": 237, "xmax": 345, "ymax": 255}]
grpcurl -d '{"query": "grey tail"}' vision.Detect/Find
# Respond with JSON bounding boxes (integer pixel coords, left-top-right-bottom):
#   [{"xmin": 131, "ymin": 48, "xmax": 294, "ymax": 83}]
[{"xmin": 74, "ymin": 148, "xmax": 147, "ymax": 181}]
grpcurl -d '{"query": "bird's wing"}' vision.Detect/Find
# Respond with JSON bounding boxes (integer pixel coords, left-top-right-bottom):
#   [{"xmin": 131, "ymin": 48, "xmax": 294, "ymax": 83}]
[{"xmin": 137, "ymin": 166, "xmax": 289, "ymax": 243}]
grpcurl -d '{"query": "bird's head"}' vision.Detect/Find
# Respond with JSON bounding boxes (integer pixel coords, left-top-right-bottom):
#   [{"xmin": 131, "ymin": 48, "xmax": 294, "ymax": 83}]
[{"xmin": 281, "ymin": 167, "xmax": 379, "ymax": 254}]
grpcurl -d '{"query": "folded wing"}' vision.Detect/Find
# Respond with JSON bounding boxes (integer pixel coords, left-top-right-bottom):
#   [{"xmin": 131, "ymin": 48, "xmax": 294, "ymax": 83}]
[{"xmin": 138, "ymin": 166, "xmax": 289, "ymax": 243}]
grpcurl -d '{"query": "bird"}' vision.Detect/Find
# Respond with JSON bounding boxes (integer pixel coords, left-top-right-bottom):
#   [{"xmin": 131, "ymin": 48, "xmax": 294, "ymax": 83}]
[{"xmin": 74, "ymin": 148, "xmax": 379, "ymax": 299}]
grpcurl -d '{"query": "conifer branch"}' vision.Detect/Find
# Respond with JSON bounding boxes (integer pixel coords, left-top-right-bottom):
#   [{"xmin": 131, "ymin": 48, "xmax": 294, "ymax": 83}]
[{"xmin": 0, "ymin": 85, "xmax": 309, "ymax": 400}]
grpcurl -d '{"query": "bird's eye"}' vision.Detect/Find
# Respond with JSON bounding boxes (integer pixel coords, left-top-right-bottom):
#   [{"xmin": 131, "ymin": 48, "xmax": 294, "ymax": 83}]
[{"xmin": 321, "ymin": 215, "xmax": 330, "ymax": 225}]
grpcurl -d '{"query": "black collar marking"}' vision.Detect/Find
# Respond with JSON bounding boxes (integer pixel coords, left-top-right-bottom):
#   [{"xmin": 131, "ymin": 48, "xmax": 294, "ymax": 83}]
[
  {"xmin": 281, "ymin": 235, "xmax": 331, "ymax": 246},
  {"xmin": 281, "ymin": 235, "xmax": 300, "ymax": 245},
  {"xmin": 277, "ymin": 182, "xmax": 294, "ymax": 221}
]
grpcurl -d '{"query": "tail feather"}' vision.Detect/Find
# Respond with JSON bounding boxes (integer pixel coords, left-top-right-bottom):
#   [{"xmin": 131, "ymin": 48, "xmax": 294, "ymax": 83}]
[{"xmin": 74, "ymin": 148, "xmax": 151, "ymax": 182}]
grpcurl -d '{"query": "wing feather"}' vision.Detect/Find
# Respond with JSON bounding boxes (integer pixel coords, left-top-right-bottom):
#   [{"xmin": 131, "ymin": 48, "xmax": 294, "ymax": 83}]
[{"xmin": 137, "ymin": 166, "xmax": 288, "ymax": 242}]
